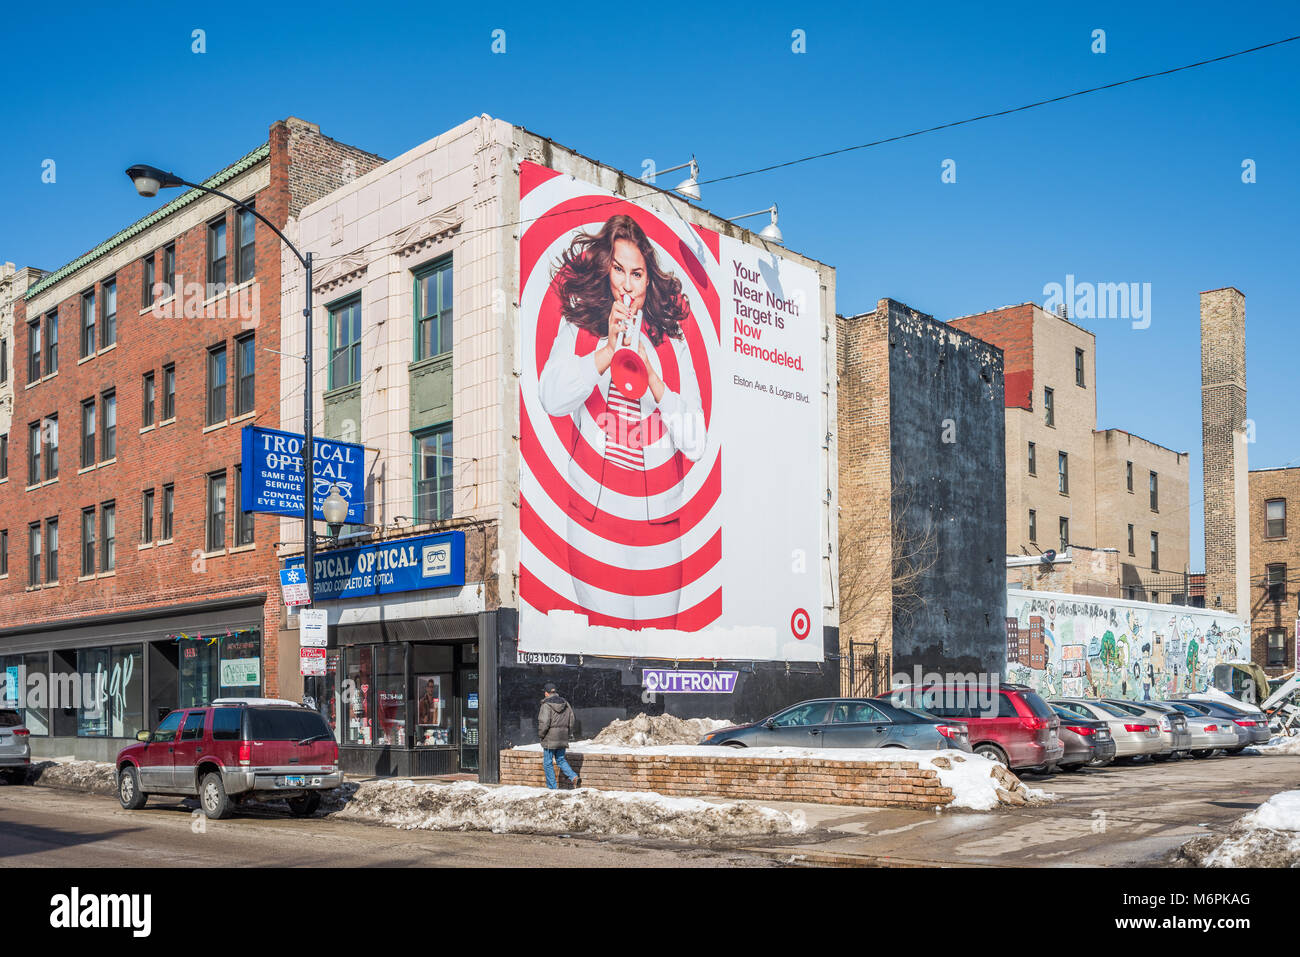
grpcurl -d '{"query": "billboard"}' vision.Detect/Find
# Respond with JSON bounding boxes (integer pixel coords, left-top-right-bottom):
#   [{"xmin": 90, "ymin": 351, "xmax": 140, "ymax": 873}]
[
  {"xmin": 240, "ymin": 425, "xmax": 365, "ymax": 523},
  {"xmin": 517, "ymin": 162, "xmax": 824, "ymax": 660}
]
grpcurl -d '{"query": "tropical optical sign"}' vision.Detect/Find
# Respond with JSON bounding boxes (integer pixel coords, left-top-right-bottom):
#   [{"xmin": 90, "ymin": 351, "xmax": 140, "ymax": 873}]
[
  {"xmin": 283, "ymin": 531, "xmax": 466, "ymax": 601},
  {"xmin": 240, "ymin": 425, "xmax": 365, "ymax": 523}
]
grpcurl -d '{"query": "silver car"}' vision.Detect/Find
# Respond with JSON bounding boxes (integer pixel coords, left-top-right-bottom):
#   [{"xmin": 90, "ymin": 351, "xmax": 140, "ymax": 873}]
[
  {"xmin": 0, "ymin": 708, "xmax": 31, "ymax": 784},
  {"xmin": 1051, "ymin": 698, "xmax": 1164, "ymax": 759},
  {"xmin": 1103, "ymin": 699, "xmax": 1191, "ymax": 760},
  {"xmin": 1164, "ymin": 701, "xmax": 1248, "ymax": 755}
]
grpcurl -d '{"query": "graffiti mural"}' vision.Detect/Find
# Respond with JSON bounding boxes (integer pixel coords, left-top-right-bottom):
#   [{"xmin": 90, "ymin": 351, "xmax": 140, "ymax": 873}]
[{"xmin": 1004, "ymin": 589, "xmax": 1249, "ymax": 700}]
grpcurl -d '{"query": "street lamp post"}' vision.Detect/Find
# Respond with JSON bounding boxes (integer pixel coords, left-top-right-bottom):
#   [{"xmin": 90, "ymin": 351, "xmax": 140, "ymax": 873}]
[{"xmin": 126, "ymin": 164, "xmax": 323, "ymax": 710}]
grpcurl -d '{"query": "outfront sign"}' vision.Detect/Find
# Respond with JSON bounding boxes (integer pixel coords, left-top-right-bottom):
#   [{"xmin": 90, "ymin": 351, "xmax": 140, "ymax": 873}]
[
  {"xmin": 283, "ymin": 532, "xmax": 466, "ymax": 601},
  {"xmin": 642, "ymin": 670, "xmax": 738, "ymax": 694},
  {"xmin": 240, "ymin": 425, "xmax": 365, "ymax": 522}
]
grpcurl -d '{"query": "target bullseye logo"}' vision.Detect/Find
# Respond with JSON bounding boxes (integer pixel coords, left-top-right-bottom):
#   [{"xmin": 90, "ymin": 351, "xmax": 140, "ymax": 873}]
[{"xmin": 790, "ymin": 608, "xmax": 811, "ymax": 640}]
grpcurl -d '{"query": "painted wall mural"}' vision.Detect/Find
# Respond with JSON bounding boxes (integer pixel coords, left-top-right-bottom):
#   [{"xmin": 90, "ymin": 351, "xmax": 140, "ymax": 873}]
[{"xmin": 1005, "ymin": 588, "xmax": 1249, "ymax": 700}]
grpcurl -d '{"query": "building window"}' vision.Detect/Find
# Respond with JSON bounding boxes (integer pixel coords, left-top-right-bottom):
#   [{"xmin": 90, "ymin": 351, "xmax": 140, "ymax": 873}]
[
  {"xmin": 28, "ymin": 421, "xmax": 41, "ymax": 485},
  {"xmin": 102, "ymin": 390, "xmax": 117, "ymax": 460},
  {"xmin": 162, "ymin": 484, "xmax": 175, "ymax": 541},
  {"xmin": 0, "ymin": 433, "xmax": 6, "ymax": 480},
  {"xmin": 100, "ymin": 502, "xmax": 116, "ymax": 572},
  {"xmin": 142, "ymin": 372, "xmax": 156, "ymax": 427},
  {"xmin": 81, "ymin": 508, "xmax": 96, "ymax": 577},
  {"xmin": 233, "ymin": 465, "xmax": 254, "ymax": 546},
  {"xmin": 207, "ymin": 471, "xmax": 227, "ymax": 551},
  {"xmin": 0, "ymin": 529, "xmax": 6, "ymax": 576},
  {"xmin": 1268, "ymin": 564, "xmax": 1287, "ymax": 604},
  {"xmin": 81, "ymin": 399, "xmax": 96, "ymax": 467},
  {"xmin": 162, "ymin": 363, "xmax": 176, "ymax": 421},
  {"xmin": 329, "ymin": 296, "xmax": 362, "ymax": 389},
  {"xmin": 1059, "ymin": 517, "xmax": 1070, "ymax": 551},
  {"xmin": 1075, "ymin": 348, "xmax": 1085, "ymax": 387},
  {"xmin": 28, "ymin": 523, "xmax": 41, "ymax": 586},
  {"xmin": 1028, "ymin": 509, "xmax": 1037, "ymax": 542},
  {"xmin": 45, "ymin": 415, "xmax": 58, "ymax": 479},
  {"xmin": 142, "ymin": 489, "xmax": 155, "ymax": 543},
  {"xmin": 1044, "ymin": 387, "xmax": 1054, "ymax": 427},
  {"xmin": 1127, "ymin": 524, "xmax": 1135, "ymax": 555},
  {"xmin": 235, "ymin": 334, "xmax": 255, "ymax": 416},
  {"xmin": 1027, "ymin": 442, "xmax": 1036, "ymax": 475},
  {"xmin": 0, "ymin": 335, "xmax": 6, "ymax": 384},
  {"xmin": 1058, "ymin": 451, "xmax": 1069, "ymax": 494},
  {"xmin": 45, "ymin": 518, "xmax": 58, "ymax": 583},
  {"xmin": 1266, "ymin": 499, "xmax": 1287, "ymax": 538},
  {"xmin": 207, "ymin": 345, "xmax": 227, "ymax": 425},
  {"xmin": 45, "ymin": 311, "xmax": 58, "ymax": 375},
  {"xmin": 27, "ymin": 319, "xmax": 40, "ymax": 381},
  {"xmin": 414, "ymin": 258, "xmax": 453, "ymax": 360},
  {"xmin": 207, "ymin": 216, "xmax": 227, "ymax": 293},
  {"xmin": 414, "ymin": 425, "xmax": 453, "ymax": 522},
  {"xmin": 236, "ymin": 204, "xmax": 256, "ymax": 283},
  {"xmin": 1268, "ymin": 629, "xmax": 1287, "ymax": 668},
  {"xmin": 1149, "ymin": 471, "xmax": 1158, "ymax": 511},
  {"xmin": 160, "ymin": 244, "xmax": 176, "ymax": 300},
  {"xmin": 81, "ymin": 289, "xmax": 96, "ymax": 358},
  {"xmin": 1150, "ymin": 531, "xmax": 1159, "ymax": 571},
  {"xmin": 102, "ymin": 277, "xmax": 117, "ymax": 347},
  {"xmin": 142, "ymin": 253, "xmax": 156, "ymax": 308},
  {"xmin": 1126, "ymin": 461, "xmax": 1133, "ymax": 491}
]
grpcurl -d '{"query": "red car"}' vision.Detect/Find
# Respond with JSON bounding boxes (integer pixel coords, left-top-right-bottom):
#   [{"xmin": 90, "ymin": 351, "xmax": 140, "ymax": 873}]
[
  {"xmin": 115, "ymin": 698, "xmax": 341, "ymax": 819},
  {"xmin": 878, "ymin": 682, "xmax": 1064, "ymax": 772}
]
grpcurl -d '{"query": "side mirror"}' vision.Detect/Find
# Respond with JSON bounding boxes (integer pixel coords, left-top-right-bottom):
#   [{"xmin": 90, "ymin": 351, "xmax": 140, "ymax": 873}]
[
  {"xmin": 136, "ymin": 730, "xmax": 151, "ymax": 742},
  {"xmin": 763, "ymin": 719, "xmax": 776, "ymax": 730}
]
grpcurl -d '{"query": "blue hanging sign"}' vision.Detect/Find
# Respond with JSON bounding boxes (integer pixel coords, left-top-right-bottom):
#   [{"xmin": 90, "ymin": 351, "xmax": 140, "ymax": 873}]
[
  {"xmin": 283, "ymin": 531, "xmax": 466, "ymax": 600},
  {"xmin": 240, "ymin": 425, "xmax": 365, "ymax": 522}
]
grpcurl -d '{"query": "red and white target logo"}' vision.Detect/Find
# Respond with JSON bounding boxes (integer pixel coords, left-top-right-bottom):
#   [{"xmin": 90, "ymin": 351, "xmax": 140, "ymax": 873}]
[
  {"xmin": 790, "ymin": 608, "xmax": 812, "ymax": 640},
  {"xmin": 517, "ymin": 162, "xmax": 723, "ymax": 636}
]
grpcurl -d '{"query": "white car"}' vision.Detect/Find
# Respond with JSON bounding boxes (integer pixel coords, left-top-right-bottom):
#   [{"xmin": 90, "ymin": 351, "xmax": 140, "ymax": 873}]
[{"xmin": 0, "ymin": 709, "xmax": 31, "ymax": 784}]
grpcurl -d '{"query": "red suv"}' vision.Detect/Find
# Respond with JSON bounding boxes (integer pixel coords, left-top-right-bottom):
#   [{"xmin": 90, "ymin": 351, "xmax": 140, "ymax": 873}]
[
  {"xmin": 115, "ymin": 698, "xmax": 341, "ymax": 819},
  {"xmin": 878, "ymin": 683, "xmax": 1064, "ymax": 772}
]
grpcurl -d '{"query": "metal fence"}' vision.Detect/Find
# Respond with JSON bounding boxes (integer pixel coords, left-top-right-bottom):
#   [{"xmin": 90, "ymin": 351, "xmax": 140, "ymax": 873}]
[{"xmin": 841, "ymin": 641, "xmax": 892, "ymax": 698}]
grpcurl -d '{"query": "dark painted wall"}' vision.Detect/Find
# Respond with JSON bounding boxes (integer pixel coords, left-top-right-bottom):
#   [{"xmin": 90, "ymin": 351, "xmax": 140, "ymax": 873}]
[{"xmin": 885, "ymin": 301, "xmax": 1007, "ymax": 678}]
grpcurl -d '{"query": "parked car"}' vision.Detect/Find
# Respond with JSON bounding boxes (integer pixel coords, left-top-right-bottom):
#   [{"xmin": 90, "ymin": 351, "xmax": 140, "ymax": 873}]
[
  {"xmin": 1174, "ymin": 697, "xmax": 1272, "ymax": 750},
  {"xmin": 115, "ymin": 698, "xmax": 341, "ymax": 819},
  {"xmin": 1102, "ymin": 699, "xmax": 1191, "ymax": 760},
  {"xmin": 1167, "ymin": 700, "xmax": 1265, "ymax": 753},
  {"xmin": 0, "ymin": 709, "xmax": 31, "ymax": 784},
  {"xmin": 878, "ymin": 683, "xmax": 1063, "ymax": 771},
  {"xmin": 1051, "ymin": 705, "xmax": 1116, "ymax": 770},
  {"xmin": 1050, "ymin": 698, "xmax": 1164, "ymax": 760},
  {"xmin": 1140, "ymin": 701, "xmax": 1239, "ymax": 757},
  {"xmin": 698, "ymin": 697, "xmax": 972, "ymax": 752}
]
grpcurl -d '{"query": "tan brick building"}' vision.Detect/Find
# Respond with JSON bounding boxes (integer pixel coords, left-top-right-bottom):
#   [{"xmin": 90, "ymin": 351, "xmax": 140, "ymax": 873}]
[
  {"xmin": 949, "ymin": 302, "xmax": 1190, "ymax": 599},
  {"xmin": 1249, "ymin": 465, "xmax": 1300, "ymax": 674}
]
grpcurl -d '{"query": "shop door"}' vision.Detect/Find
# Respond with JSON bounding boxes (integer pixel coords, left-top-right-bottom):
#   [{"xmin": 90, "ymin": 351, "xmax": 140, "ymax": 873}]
[{"xmin": 459, "ymin": 669, "xmax": 479, "ymax": 772}]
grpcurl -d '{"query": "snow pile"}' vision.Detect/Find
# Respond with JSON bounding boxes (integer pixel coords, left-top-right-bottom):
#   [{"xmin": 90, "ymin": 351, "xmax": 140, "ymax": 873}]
[
  {"xmin": 334, "ymin": 778, "xmax": 808, "ymax": 839},
  {"xmin": 1181, "ymin": 790, "xmax": 1300, "ymax": 867},
  {"xmin": 590, "ymin": 713, "xmax": 736, "ymax": 747},
  {"xmin": 516, "ymin": 743, "xmax": 1052, "ymax": 811},
  {"xmin": 1249, "ymin": 735, "xmax": 1300, "ymax": 756},
  {"xmin": 26, "ymin": 759, "xmax": 117, "ymax": 795}
]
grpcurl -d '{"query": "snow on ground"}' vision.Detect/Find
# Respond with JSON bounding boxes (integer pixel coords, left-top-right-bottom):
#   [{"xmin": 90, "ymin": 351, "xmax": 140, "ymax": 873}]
[
  {"xmin": 1248, "ymin": 735, "xmax": 1300, "ymax": 755},
  {"xmin": 1180, "ymin": 790, "xmax": 1300, "ymax": 867},
  {"xmin": 589, "ymin": 713, "xmax": 735, "ymax": 747},
  {"xmin": 24, "ymin": 759, "xmax": 117, "ymax": 795},
  {"xmin": 515, "ymin": 742, "xmax": 1053, "ymax": 810},
  {"xmin": 334, "ymin": 778, "xmax": 808, "ymax": 840}
]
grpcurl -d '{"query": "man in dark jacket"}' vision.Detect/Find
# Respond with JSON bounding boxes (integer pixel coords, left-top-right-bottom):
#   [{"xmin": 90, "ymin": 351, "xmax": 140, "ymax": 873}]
[{"xmin": 538, "ymin": 683, "xmax": 580, "ymax": 789}]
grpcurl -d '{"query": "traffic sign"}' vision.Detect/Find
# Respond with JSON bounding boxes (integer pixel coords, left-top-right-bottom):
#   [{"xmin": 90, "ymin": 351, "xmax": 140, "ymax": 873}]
[
  {"xmin": 280, "ymin": 567, "xmax": 310, "ymax": 607},
  {"xmin": 300, "ymin": 608, "xmax": 328, "ymax": 649},
  {"xmin": 300, "ymin": 648, "xmax": 326, "ymax": 677}
]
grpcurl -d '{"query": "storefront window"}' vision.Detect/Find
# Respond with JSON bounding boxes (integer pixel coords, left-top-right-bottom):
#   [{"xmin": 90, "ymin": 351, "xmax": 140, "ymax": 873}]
[
  {"xmin": 376, "ymin": 646, "xmax": 405, "ymax": 747},
  {"xmin": 414, "ymin": 644, "xmax": 453, "ymax": 748},
  {"xmin": 72, "ymin": 645, "xmax": 143, "ymax": 738},
  {"xmin": 344, "ymin": 646, "xmax": 374, "ymax": 745},
  {"xmin": 218, "ymin": 632, "xmax": 262, "ymax": 698},
  {"xmin": 178, "ymin": 641, "xmax": 217, "ymax": 709},
  {"xmin": 179, "ymin": 631, "xmax": 262, "ymax": 708},
  {"xmin": 21, "ymin": 652, "xmax": 50, "ymax": 736},
  {"xmin": 76, "ymin": 648, "xmax": 110, "ymax": 737}
]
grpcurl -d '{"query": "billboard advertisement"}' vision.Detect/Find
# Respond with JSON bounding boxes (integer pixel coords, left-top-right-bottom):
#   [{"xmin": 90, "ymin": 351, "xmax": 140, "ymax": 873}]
[
  {"xmin": 517, "ymin": 162, "xmax": 824, "ymax": 661},
  {"xmin": 240, "ymin": 425, "xmax": 365, "ymax": 523}
]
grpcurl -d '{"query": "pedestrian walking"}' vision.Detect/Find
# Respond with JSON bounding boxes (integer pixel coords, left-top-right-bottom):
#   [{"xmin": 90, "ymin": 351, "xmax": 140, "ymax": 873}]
[{"xmin": 538, "ymin": 683, "xmax": 581, "ymax": 789}]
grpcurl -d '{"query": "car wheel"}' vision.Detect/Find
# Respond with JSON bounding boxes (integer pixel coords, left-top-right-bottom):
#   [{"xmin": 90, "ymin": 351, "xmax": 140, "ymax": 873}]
[
  {"xmin": 1225, "ymin": 747, "xmax": 1245, "ymax": 755},
  {"xmin": 973, "ymin": 744, "xmax": 1008, "ymax": 767},
  {"xmin": 1060, "ymin": 762, "xmax": 1085, "ymax": 772},
  {"xmin": 1151, "ymin": 752, "xmax": 1172, "ymax": 762},
  {"xmin": 199, "ymin": 771, "xmax": 233, "ymax": 819},
  {"xmin": 3, "ymin": 768, "xmax": 26, "ymax": 786},
  {"xmin": 723, "ymin": 741, "xmax": 746, "ymax": 749},
  {"xmin": 1190, "ymin": 749, "xmax": 1213, "ymax": 759},
  {"xmin": 287, "ymin": 792, "xmax": 322, "ymax": 818},
  {"xmin": 117, "ymin": 766, "xmax": 147, "ymax": 809}
]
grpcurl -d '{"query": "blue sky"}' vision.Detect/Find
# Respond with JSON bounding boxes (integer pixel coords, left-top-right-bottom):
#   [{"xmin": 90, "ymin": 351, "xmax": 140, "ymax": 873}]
[{"xmin": 3, "ymin": 0, "xmax": 1297, "ymax": 568}]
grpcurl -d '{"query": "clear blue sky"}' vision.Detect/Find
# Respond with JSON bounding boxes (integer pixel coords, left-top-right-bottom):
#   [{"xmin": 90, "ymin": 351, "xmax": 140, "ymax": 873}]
[{"xmin": 3, "ymin": 0, "xmax": 1297, "ymax": 569}]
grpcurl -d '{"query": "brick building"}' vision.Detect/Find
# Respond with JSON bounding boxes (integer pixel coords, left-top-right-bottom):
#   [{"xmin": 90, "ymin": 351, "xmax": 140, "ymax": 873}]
[
  {"xmin": 2, "ymin": 263, "xmax": 48, "ymax": 458},
  {"xmin": 838, "ymin": 298, "xmax": 1007, "ymax": 687},
  {"xmin": 1249, "ymin": 465, "xmax": 1299, "ymax": 674},
  {"xmin": 948, "ymin": 302, "xmax": 1191, "ymax": 600},
  {"xmin": 0, "ymin": 119, "xmax": 383, "ymax": 759}
]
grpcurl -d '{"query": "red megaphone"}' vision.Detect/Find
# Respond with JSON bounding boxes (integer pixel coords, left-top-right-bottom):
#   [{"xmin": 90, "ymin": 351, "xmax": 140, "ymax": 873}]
[{"xmin": 611, "ymin": 295, "xmax": 648, "ymax": 400}]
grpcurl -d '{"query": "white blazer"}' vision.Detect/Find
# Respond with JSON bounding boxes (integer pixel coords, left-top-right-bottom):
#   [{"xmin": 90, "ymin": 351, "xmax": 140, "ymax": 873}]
[{"xmin": 538, "ymin": 320, "xmax": 706, "ymax": 522}]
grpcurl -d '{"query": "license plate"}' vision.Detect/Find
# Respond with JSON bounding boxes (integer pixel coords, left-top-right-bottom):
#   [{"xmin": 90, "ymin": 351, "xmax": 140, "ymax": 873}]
[{"xmin": 283, "ymin": 775, "xmax": 305, "ymax": 787}]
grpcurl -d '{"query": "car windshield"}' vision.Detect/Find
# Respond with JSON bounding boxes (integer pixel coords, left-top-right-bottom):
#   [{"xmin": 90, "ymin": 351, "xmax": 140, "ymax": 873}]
[
  {"xmin": 1093, "ymin": 701, "xmax": 1131, "ymax": 718},
  {"xmin": 247, "ymin": 708, "xmax": 332, "ymax": 741},
  {"xmin": 0, "ymin": 710, "xmax": 21, "ymax": 728}
]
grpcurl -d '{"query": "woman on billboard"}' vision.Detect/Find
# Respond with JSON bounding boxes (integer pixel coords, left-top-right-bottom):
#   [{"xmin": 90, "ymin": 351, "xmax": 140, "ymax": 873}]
[{"xmin": 538, "ymin": 213, "xmax": 707, "ymax": 626}]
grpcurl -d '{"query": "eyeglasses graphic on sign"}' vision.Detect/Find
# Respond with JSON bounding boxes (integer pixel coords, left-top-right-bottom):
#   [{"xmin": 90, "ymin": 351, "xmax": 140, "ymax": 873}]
[{"xmin": 422, "ymin": 543, "xmax": 451, "ymax": 578}]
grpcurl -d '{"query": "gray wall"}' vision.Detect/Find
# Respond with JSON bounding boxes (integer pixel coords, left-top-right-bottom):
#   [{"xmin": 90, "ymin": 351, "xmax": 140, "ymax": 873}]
[{"xmin": 886, "ymin": 301, "xmax": 1007, "ymax": 678}]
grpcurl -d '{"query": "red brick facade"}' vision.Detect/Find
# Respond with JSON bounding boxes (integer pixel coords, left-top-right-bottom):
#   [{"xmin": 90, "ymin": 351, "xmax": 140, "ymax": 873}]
[{"xmin": 949, "ymin": 303, "xmax": 1035, "ymax": 410}]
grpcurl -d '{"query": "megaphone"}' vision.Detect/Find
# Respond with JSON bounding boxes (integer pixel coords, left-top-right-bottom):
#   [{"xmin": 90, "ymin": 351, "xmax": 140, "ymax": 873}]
[{"xmin": 611, "ymin": 294, "xmax": 648, "ymax": 401}]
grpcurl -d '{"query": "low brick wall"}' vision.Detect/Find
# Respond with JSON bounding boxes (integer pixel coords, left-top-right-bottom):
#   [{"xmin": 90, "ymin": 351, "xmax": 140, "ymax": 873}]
[{"xmin": 499, "ymin": 749, "xmax": 956, "ymax": 808}]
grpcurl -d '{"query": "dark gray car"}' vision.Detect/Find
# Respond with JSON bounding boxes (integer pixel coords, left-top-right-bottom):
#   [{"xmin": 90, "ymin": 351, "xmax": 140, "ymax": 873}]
[
  {"xmin": 699, "ymin": 698, "xmax": 972, "ymax": 752},
  {"xmin": 1170, "ymin": 699, "xmax": 1271, "ymax": 749},
  {"xmin": 1052, "ymin": 705, "xmax": 1116, "ymax": 769}
]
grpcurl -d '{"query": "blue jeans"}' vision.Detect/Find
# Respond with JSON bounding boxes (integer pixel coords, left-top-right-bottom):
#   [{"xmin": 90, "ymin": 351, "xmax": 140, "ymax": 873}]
[{"xmin": 543, "ymin": 748, "xmax": 578, "ymax": 789}]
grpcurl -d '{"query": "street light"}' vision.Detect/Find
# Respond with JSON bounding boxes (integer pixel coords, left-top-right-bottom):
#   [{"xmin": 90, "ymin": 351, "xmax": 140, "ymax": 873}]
[
  {"xmin": 725, "ymin": 204, "xmax": 783, "ymax": 244},
  {"xmin": 126, "ymin": 162, "xmax": 322, "ymax": 710},
  {"xmin": 322, "ymin": 485, "xmax": 349, "ymax": 539},
  {"xmin": 641, "ymin": 156, "xmax": 701, "ymax": 201}
]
